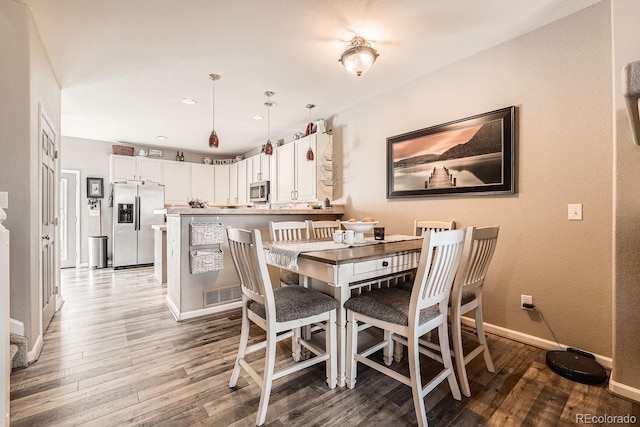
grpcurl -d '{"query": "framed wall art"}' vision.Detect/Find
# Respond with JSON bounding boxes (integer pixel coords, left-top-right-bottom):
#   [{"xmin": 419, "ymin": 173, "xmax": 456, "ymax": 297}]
[
  {"xmin": 87, "ymin": 177, "xmax": 104, "ymax": 198},
  {"xmin": 386, "ymin": 106, "xmax": 516, "ymax": 198}
]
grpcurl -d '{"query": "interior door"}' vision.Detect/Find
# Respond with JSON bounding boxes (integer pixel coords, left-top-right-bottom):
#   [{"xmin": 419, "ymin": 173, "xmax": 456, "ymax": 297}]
[
  {"xmin": 40, "ymin": 110, "xmax": 58, "ymax": 332},
  {"xmin": 60, "ymin": 171, "xmax": 79, "ymax": 268}
]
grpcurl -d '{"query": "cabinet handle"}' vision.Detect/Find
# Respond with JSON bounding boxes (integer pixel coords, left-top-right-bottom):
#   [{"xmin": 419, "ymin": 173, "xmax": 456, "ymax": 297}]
[{"xmin": 382, "ymin": 261, "xmax": 389, "ymax": 267}]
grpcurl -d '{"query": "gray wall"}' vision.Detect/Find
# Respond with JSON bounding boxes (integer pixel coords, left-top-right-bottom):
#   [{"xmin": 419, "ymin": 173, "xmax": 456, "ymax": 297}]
[{"xmin": 335, "ymin": 2, "xmax": 613, "ymax": 357}]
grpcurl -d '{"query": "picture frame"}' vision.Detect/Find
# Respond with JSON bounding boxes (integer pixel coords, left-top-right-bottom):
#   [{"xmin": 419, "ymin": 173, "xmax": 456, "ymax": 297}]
[
  {"xmin": 386, "ymin": 106, "xmax": 516, "ymax": 198},
  {"xmin": 87, "ymin": 177, "xmax": 104, "ymax": 198}
]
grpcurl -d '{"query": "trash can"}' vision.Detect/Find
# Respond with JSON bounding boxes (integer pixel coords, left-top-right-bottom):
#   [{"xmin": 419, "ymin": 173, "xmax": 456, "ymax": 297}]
[{"xmin": 88, "ymin": 236, "xmax": 108, "ymax": 269}]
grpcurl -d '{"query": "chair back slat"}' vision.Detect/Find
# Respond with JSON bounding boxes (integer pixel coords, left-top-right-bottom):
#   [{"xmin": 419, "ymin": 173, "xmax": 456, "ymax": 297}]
[
  {"xmin": 411, "ymin": 229, "xmax": 466, "ymax": 320},
  {"xmin": 413, "ymin": 219, "xmax": 456, "ymax": 236},
  {"xmin": 269, "ymin": 221, "xmax": 310, "ymax": 242},
  {"xmin": 306, "ymin": 220, "xmax": 341, "ymax": 239},
  {"xmin": 452, "ymin": 226, "xmax": 500, "ymax": 298},
  {"xmin": 226, "ymin": 227, "xmax": 274, "ymax": 312}
]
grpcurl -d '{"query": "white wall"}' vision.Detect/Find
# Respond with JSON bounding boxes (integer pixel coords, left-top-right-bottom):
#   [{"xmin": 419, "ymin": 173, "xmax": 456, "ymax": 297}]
[
  {"xmin": 335, "ymin": 2, "xmax": 613, "ymax": 356},
  {"xmin": 611, "ymin": 0, "xmax": 640, "ymax": 400},
  {"xmin": 0, "ymin": 2, "xmax": 61, "ymax": 353},
  {"xmin": 61, "ymin": 137, "xmax": 113, "ymax": 264}
]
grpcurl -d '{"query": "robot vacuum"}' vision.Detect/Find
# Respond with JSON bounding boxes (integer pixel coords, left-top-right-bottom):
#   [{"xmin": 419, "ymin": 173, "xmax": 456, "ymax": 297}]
[{"xmin": 546, "ymin": 348, "xmax": 607, "ymax": 385}]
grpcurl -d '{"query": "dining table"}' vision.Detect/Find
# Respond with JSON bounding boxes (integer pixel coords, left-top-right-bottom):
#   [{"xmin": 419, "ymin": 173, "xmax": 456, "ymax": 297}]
[{"xmin": 264, "ymin": 235, "xmax": 424, "ymax": 387}]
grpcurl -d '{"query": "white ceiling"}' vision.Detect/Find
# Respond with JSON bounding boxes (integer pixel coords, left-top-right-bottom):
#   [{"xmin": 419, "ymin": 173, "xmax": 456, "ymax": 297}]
[{"xmin": 25, "ymin": 0, "xmax": 600, "ymax": 155}]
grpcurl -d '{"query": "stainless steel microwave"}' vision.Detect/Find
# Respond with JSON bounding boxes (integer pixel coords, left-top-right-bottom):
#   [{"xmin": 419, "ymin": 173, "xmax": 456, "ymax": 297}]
[{"xmin": 249, "ymin": 180, "xmax": 270, "ymax": 202}]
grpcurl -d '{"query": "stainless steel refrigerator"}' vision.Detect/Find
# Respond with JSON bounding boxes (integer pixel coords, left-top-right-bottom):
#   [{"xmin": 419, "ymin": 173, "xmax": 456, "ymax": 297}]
[{"xmin": 112, "ymin": 182, "xmax": 165, "ymax": 269}]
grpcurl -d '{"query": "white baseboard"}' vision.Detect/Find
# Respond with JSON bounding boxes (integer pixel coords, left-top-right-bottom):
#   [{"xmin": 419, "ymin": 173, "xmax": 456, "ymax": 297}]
[
  {"xmin": 165, "ymin": 297, "xmax": 241, "ymax": 321},
  {"xmin": 609, "ymin": 379, "xmax": 640, "ymax": 403},
  {"xmin": 9, "ymin": 318, "xmax": 23, "ymax": 336},
  {"xmin": 27, "ymin": 333, "xmax": 43, "ymax": 363},
  {"xmin": 460, "ymin": 317, "xmax": 613, "ymax": 369}
]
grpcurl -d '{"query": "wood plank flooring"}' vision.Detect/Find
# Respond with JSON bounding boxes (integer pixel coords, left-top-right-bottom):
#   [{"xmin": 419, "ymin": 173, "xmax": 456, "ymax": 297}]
[{"xmin": 10, "ymin": 267, "xmax": 639, "ymax": 426}]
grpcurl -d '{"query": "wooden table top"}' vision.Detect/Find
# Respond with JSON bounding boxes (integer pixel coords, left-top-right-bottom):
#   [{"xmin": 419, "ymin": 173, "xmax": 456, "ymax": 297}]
[{"xmin": 264, "ymin": 238, "xmax": 424, "ymax": 266}]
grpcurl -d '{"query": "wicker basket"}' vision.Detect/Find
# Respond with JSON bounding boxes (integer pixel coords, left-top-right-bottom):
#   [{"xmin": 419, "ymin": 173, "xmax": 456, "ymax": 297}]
[
  {"xmin": 112, "ymin": 145, "xmax": 135, "ymax": 156},
  {"xmin": 190, "ymin": 249, "xmax": 224, "ymax": 274}
]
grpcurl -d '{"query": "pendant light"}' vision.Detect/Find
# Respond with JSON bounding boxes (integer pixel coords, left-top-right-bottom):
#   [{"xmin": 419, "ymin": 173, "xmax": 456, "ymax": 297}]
[
  {"xmin": 264, "ymin": 91, "xmax": 276, "ymax": 155},
  {"xmin": 339, "ymin": 36, "xmax": 379, "ymax": 77},
  {"xmin": 208, "ymin": 73, "xmax": 221, "ymax": 148},
  {"xmin": 305, "ymin": 104, "xmax": 315, "ymax": 161}
]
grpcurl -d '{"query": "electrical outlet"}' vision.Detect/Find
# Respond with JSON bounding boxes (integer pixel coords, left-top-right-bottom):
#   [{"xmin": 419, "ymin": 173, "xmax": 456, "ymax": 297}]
[
  {"xmin": 521, "ymin": 294, "xmax": 533, "ymax": 310},
  {"xmin": 0, "ymin": 191, "xmax": 7, "ymax": 209},
  {"xmin": 568, "ymin": 203, "xmax": 583, "ymax": 220}
]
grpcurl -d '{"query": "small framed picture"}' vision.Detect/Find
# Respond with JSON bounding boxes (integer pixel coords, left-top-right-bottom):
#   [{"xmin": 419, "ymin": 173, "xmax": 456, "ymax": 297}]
[{"xmin": 87, "ymin": 177, "xmax": 104, "ymax": 198}]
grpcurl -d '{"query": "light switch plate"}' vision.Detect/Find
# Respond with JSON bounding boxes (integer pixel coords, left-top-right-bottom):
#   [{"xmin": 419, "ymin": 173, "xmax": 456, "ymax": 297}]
[
  {"xmin": 0, "ymin": 192, "xmax": 7, "ymax": 209},
  {"xmin": 89, "ymin": 209, "xmax": 100, "ymax": 217},
  {"xmin": 568, "ymin": 203, "xmax": 583, "ymax": 220}
]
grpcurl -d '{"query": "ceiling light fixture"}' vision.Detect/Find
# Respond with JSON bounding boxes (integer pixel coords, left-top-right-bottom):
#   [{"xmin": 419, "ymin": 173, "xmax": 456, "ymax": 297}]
[
  {"xmin": 208, "ymin": 73, "xmax": 221, "ymax": 148},
  {"xmin": 182, "ymin": 98, "xmax": 197, "ymax": 105},
  {"xmin": 263, "ymin": 91, "xmax": 276, "ymax": 155},
  {"xmin": 306, "ymin": 104, "xmax": 315, "ymax": 161},
  {"xmin": 338, "ymin": 36, "xmax": 379, "ymax": 77},
  {"xmin": 156, "ymin": 135, "xmax": 167, "ymax": 140}
]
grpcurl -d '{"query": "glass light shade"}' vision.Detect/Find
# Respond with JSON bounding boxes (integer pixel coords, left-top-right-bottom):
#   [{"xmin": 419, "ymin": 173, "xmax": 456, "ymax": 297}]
[
  {"xmin": 339, "ymin": 38, "xmax": 379, "ymax": 76},
  {"xmin": 209, "ymin": 130, "xmax": 219, "ymax": 148}
]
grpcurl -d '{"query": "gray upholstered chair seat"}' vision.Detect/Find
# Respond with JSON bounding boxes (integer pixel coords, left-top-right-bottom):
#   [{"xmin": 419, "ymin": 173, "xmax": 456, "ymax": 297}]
[
  {"xmin": 343, "ymin": 287, "xmax": 439, "ymax": 326},
  {"xmin": 249, "ymin": 286, "xmax": 339, "ymax": 322},
  {"xmin": 280, "ymin": 270, "xmax": 300, "ymax": 287}
]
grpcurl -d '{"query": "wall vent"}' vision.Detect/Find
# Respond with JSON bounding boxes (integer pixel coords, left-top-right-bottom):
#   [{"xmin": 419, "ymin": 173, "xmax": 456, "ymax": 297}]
[{"xmin": 204, "ymin": 286, "xmax": 242, "ymax": 307}]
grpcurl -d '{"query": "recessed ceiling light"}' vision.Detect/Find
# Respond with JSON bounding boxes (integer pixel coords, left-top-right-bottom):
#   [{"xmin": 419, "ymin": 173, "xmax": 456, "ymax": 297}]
[
  {"xmin": 157, "ymin": 135, "xmax": 167, "ymax": 140},
  {"xmin": 253, "ymin": 115, "xmax": 264, "ymax": 120},
  {"xmin": 182, "ymin": 98, "xmax": 197, "ymax": 105}
]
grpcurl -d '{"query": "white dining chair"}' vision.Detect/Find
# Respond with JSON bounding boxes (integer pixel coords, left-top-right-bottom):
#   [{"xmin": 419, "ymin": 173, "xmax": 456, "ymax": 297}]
[
  {"xmin": 344, "ymin": 229, "xmax": 466, "ymax": 427},
  {"xmin": 448, "ymin": 225, "xmax": 499, "ymax": 397},
  {"xmin": 226, "ymin": 227, "xmax": 338, "ymax": 427},
  {"xmin": 413, "ymin": 219, "xmax": 456, "ymax": 236},
  {"xmin": 268, "ymin": 220, "xmax": 310, "ymax": 287},
  {"xmin": 306, "ymin": 219, "xmax": 341, "ymax": 239}
]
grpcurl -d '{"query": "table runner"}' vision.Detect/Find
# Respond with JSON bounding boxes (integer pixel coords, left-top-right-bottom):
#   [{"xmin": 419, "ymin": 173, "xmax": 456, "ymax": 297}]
[{"xmin": 266, "ymin": 234, "xmax": 421, "ymax": 270}]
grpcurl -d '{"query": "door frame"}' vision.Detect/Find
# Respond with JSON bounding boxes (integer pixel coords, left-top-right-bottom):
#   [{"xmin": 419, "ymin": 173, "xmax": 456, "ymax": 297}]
[{"xmin": 61, "ymin": 169, "xmax": 81, "ymax": 269}]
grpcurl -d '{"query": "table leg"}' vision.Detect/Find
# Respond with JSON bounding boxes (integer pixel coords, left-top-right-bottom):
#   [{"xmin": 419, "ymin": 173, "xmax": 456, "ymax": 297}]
[{"xmin": 329, "ymin": 283, "xmax": 351, "ymax": 387}]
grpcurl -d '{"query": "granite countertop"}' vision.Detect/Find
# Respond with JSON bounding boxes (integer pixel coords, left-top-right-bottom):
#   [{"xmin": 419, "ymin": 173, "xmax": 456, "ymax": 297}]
[{"xmin": 163, "ymin": 205, "xmax": 344, "ymax": 215}]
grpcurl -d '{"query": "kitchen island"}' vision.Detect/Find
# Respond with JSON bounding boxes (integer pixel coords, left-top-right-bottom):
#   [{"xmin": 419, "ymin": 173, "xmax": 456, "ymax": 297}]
[{"xmin": 165, "ymin": 206, "xmax": 344, "ymax": 320}]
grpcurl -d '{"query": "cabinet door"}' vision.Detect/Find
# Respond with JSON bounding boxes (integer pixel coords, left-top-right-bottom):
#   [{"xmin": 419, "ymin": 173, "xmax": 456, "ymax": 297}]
[
  {"xmin": 191, "ymin": 164, "xmax": 215, "ymax": 205},
  {"xmin": 229, "ymin": 163, "xmax": 238, "ymax": 205},
  {"xmin": 260, "ymin": 154, "xmax": 271, "ymax": 181},
  {"xmin": 213, "ymin": 165, "xmax": 230, "ymax": 205},
  {"xmin": 236, "ymin": 159, "xmax": 248, "ymax": 205},
  {"xmin": 137, "ymin": 157, "xmax": 163, "ymax": 183},
  {"xmin": 110, "ymin": 155, "xmax": 136, "ymax": 182},
  {"xmin": 251, "ymin": 155, "xmax": 261, "ymax": 182},
  {"xmin": 275, "ymin": 143, "xmax": 295, "ymax": 202},
  {"xmin": 295, "ymin": 137, "xmax": 317, "ymax": 201},
  {"xmin": 164, "ymin": 162, "xmax": 191, "ymax": 204}
]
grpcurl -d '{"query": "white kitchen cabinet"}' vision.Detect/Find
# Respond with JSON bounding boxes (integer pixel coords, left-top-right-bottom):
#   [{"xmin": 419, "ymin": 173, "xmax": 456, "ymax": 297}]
[
  {"xmin": 250, "ymin": 153, "xmax": 271, "ymax": 182},
  {"xmin": 213, "ymin": 164, "xmax": 230, "ymax": 205},
  {"xmin": 109, "ymin": 155, "xmax": 163, "ymax": 183},
  {"xmin": 164, "ymin": 161, "xmax": 191, "ymax": 205},
  {"xmin": 191, "ymin": 164, "xmax": 215, "ymax": 205},
  {"xmin": 236, "ymin": 159, "xmax": 249, "ymax": 205},
  {"xmin": 229, "ymin": 162, "xmax": 238, "ymax": 205},
  {"xmin": 274, "ymin": 133, "xmax": 332, "ymax": 203}
]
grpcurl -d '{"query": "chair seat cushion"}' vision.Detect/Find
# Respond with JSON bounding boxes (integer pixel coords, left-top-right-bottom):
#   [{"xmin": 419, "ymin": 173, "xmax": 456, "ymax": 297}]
[
  {"xmin": 248, "ymin": 286, "xmax": 339, "ymax": 322},
  {"xmin": 343, "ymin": 287, "xmax": 440, "ymax": 326},
  {"xmin": 280, "ymin": 270, "xmax": 300, "ymax": 286},
  {"xmin": 459, "ymin": 291, "xmax": 476, "ymax": 306}
]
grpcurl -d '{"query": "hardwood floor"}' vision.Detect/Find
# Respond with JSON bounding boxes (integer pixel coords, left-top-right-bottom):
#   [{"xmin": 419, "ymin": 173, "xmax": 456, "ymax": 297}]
[{"xmin": 10, "ymin": 267, "xmax": 639, "ymax": 426}]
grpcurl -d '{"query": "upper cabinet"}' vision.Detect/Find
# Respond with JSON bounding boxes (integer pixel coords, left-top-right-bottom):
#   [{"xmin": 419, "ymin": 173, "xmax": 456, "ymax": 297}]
[
  {"xmin": 274, "ymin": 133, "xmax": 332, "ymax": 203},
  {"xmin": 213, "ymin": 164, "xmax": 231, "ymax": 206},
  {"xmin": 191, "ymin": 164, "xmax": 215, "ymax": 205},
  {"xmin": 164, "ymin": 161, "xmax": 191, "ymax": 205},
  {"xmin": 109, "ymin": 155, "xmax": 163, "ymax": 183},
  {"xmin": 250, "ymin": 153, "xmax": 271, "ymax": 182}
]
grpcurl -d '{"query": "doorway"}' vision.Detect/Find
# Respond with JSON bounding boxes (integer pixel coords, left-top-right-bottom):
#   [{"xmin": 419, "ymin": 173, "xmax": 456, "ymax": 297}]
[{"xmin": 60, "ymin": 170, "xmax": 80, "ymax": 269}]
